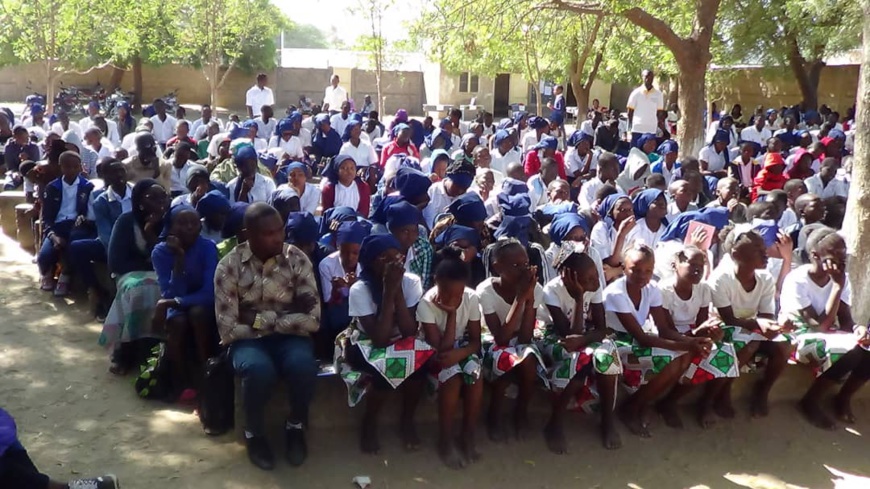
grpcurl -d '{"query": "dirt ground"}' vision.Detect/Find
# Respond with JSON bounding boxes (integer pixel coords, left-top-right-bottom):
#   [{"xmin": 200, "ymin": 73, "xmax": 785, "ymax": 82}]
[{"xmin": 1, "ymin": 230, "xmax": 870, "ymax": 489}]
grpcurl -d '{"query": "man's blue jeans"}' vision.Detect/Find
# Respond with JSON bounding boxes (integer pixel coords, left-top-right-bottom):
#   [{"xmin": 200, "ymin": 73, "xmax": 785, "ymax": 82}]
[
  {"xmin": 67, "ymin": 238, "xmax": 107, "ymax": 289},
  {"xmin": 230, "ymin": 334, "xmax": 317, "ymax": 436},
  {"xmin": 37, "ymin": 220, "xmax": 92, "ymax": 276}
]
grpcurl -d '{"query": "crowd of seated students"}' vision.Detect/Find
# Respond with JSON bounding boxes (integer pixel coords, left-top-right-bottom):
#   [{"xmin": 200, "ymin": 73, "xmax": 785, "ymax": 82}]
[{"xmin": 0, "ymin": 95, "xmax": 865, "ymax": 474}]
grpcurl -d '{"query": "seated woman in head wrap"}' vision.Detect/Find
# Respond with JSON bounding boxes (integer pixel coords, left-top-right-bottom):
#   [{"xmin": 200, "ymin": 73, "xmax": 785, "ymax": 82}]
[
  {"xmin": 617, "ymin": 133, "xmax": 656, "ymax": 194},
  {"xmin": 706, "ymin": 114, "xmax": 739, "ymax": 150},
  {"xmin": 420, "ymin": 127, "xmax": 453, "ymax": 160},
  {"xmin": 752, "ymin": 152, "xmax": 788, "ymax": 202},
  {"xmin": 321, "ymin": 154, "xmax": 371, "ymax": 217},
  {"xmin": 217, "ymin": 202, "xmax": 249, "ymax": 259},
  {"xmin": 227, "ymin": 145, "xmax": 277, "ymax": 204},
  {"xmin": 268, "ymin": 114, "xmax": 305, "ymax": 162},
  {"xmin": 485, "ymin": 192, "xmax": 550, "ymax": 285},
  {"xmin": 334, "ymin": 234, "xmax": 434, "ymax": 453},
  {"xmin": 150, "ymin": 204, "xmax": 219, "ymax": 402},
  {"xmin": 543, "ymin": 212, "xmax": 602, "ymax": 285},
  {"xmin": 565, "ymin": 130, "xmax": 598, "ymax": 187},
  {"xmin": 455, "ymin": 133, "xmax": 480, "ymax": 164},
  {"xmin": 435, "ymin": 224, "xmax": 486, "ymax": 288},
  {"xmin": 101, "ymin": 179, "xmax": 168, "ymax": 375},
  {"xmin": 621, "ymin": 188, "xmax": 668, "ymax": 254},
  {"xmin": 422, "ymin": 157, "xmax": 476, "ymax": 229},
  {"xmin": 589, "ymin": 193, "xmax": 634, "ymax": 281},
  {"xmin": 386, "ymin": 200, "xmax": 434, "ymax": 290},
  {"xmin": 170, "ymin": 163, "xmax": 227, "ymax": 207},
  {"xmin": 699, "ymin": 129, "xmax": 731, "ymax": 179},
  {"xmin": 422, "ymin": 148, "xmax": 451, "ymax": 183},
  {"xmin": 521, "ymin": 115, "xmax": 550, "ymax": 152},
  {"xmin": 430, "ymin": 192, "xmax": 489, "ymax": 249},
  {"xmin": 379, "ymin": 123, "xmax": 420, "ymax": 168},
  {"xmin": 195, "ymin": 189, "xmax": 232, "ymax": 242},
  {"xmin": 311, "ymin": 113, "xmax": 343, "ymax": 169},
  {"xmin": 523, "ymin": 135, "xmax": 566, "ymax": 180},
  {"xmin": 339, "ymin": 118, "xmax": 378, "ymax": 171},
  {"xmin": 651, "ymin": 140, "xmax": 680, "ymax": 185},
  {"xmin": 371, "ymin": 165, "xmax": 432, "ymax": 223},
  {"xmin": 317, "ymin": 220, "xmax": 370, "ymax": 360},
  {"xmin": 278, "ymin": 162, "xmax": 320, "ymax": 214}
]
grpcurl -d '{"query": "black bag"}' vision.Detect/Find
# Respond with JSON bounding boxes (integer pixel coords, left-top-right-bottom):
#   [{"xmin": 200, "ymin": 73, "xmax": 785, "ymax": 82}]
[
  {"xmin": 199, "ymin": 349, "xmax": 235, "ymax": 436},
  {"xmin": 135, "ymin": 343, "xmax": 173, "ymax": 401}
]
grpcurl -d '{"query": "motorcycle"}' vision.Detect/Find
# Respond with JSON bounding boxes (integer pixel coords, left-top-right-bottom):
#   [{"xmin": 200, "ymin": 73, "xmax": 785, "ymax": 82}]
[{"xmin": 104, "ymin": 88, "xmax": 133, "ymax": 118}]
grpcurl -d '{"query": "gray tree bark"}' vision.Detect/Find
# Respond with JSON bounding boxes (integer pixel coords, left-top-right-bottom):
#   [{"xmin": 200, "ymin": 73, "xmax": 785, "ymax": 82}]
[{"xmin": 843, "ymin": 0, "xmax": 870, "ymax": 323}]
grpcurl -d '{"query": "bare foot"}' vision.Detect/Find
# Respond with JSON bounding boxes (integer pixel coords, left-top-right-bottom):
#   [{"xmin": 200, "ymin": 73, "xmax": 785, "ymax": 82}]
[
  {"xmin": 696, "ymin": 402, "xmax": 717, "ymax": 429},
  {"xmin": 400, "ymin": 418, "xmax": 421, "ymax": 452},
  {"xmin": 619, "ymin": 404, "xmax": 651, "ymax": 438},
  {"xmin": 543, "ymin": 419, "xmax": 568, "ymax": 454},
  {"xmin": 487, "ymin": 415, "xmax": 508, "ymax": 443},
  {"xmin": 750, "ymin": 383, "xmax": 770, "ymax": 418},
  {"xmin": 513, "ymin": 410, "xmax": 531, "ymax": 440},
  {"xmin": 656, "ymin": 402, "xmax": 684, "ymax": 429},
  {"xmin": 799, "ymin": 398, "xmax": 835, "ymax": 430},
  {"xmin": 438, "ymin": 439, "xmax": 466, "ymax": 470},
  {"xmin": 360, "ymin": 422, "xmax": 380, "ymax": 454},
  {"xmin": 834, "ymin": 395, "xmax": 856, "ymax": 424},
  {"xmin": 459, "ymin": 435, "xmax": 481, "ymax": 464},
  {"xmin": 600, "ymin": 420, "xmax": 622, "ymax": 450}
]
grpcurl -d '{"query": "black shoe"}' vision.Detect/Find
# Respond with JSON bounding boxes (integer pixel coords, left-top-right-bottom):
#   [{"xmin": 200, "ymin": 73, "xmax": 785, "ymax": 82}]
[
  {"xmin": 285, "ymin": 425, "xmax": 308, "ymax": 467},
  {"xmin": 246, "ymin": 436, "xmax": 275, "ymax": 471}
]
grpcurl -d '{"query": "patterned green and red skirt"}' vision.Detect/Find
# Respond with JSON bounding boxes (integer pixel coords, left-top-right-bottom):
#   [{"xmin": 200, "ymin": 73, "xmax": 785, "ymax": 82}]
[{"xmin": 334, "ymin": 320, "xmax": 436, "ymax": 407}]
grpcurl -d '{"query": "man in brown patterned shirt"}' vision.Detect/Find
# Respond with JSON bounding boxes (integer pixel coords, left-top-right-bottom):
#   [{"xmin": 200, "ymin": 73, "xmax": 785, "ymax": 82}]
[{"xmin": 214, "ymin": 203, "xmax": 321, "ymax": 471}]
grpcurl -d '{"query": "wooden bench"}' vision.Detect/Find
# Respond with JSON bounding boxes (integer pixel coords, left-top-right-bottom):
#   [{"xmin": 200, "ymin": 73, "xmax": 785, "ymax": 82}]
[
  {"xmin": 15, "ymin": 203, "xmax": 36, "ymax": 253},
  {"xmin": 0, "ymin": 191, "xmax": 26, "ymax": 238}
]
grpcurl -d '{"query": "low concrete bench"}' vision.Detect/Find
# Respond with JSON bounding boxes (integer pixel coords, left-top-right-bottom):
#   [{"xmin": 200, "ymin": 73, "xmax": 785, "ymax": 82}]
[
  {"xmin": 15, "ymin": 203, "xmax": 36, "ymax": 253},
  {"xmin": 0, "ymin": 190, "xmax": 27, "ymax": 238}
]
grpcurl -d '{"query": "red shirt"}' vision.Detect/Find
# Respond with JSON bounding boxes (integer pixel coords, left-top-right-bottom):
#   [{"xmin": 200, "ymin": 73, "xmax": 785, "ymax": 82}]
[
  {"xmin": 523, "ymin": 150, "xmax": 566, "ymax": 179},
  {"xmin": 379, "ymin": 141, "xmax": 420, "ymax": 168}
]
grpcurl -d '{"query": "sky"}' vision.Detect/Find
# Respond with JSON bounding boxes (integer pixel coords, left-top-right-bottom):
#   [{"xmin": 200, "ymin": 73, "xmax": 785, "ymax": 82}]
[{"xmin": 274, "ymin": 0, "xmax": 420, "ymax": 44}]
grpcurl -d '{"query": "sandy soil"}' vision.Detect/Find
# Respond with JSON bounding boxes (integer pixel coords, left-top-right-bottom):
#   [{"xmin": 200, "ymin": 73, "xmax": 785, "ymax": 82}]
[{"xmin": 1, "ymin": 231, "xmax": 869, "ymax": 489}]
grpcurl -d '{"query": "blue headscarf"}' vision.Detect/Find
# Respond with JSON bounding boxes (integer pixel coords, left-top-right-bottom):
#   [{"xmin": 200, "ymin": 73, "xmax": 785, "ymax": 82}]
[
  {"xmin": 567, "ymin": 130, "xmax": 594, "ymax": 147},
  {"xmin": 540, "ymin": 201, "xmax": 578, "ymax": 218},
  {"xmin": 394, "ymin": 166, "xmax": 431, "ymax": 201},
  {"xmin": 336, "ymin": 220, "xmax": 371, "ymax": 246},
  {"xmin": 711, "ymin": 128, "xmax": 730, "ymax": 146},
  {"xmin": 324, "ymin": 154, "xmax": 356, "ymax": 184},
  {"xmin": 288, "ymin": 111, "xmax": 303, "ymax": 127},
  {"xmin": 424, "ymin": 128, "xmax": 453, "ymax": 152},
  {"xmin": 160, "ymin": 204, "xmax": 197, "ymax": 240},
  {"xmin": 493, "ymin": 129, "xmax": 511, "ymax": 146},
  {"xmin": 115, "ymin": 101, "xmax": 134, "ymax": 129},
  {"xmin": 632, "ymin": 188, "xmax": 667, "ymax": 225},
  {"xmin": 234, "ymin": 145, "xmax": 258, "ymax": 168},
  {"xmin": 319, "ymin": 206, "xmax": 359, "ymax": 238},
  {"xmin": 549, "ymin": 213, "xmax": 591, "ymax": 246},
  {"xmin": 276, "ymin": 117, "xmax": 294, "ymax": 136},
  {"xmin": 196, "ymin": 190, "xmax": 231, "ymax": 220},
  {"xmin": 447, "ymin": 192, "xmax": 487, "ymax": 225},
  {"xmin": 495, "ymin": 215, "xmax": 534, "ymax": 247},
  {"xmin": 342, "ymin": 119, "xmax": 362, "ymax": 142},
  {"xmin": 408, "ymin": 119, "xmax": 426, "ymax": 148},
  {"xmin": 271, "ymin": 187, "xmax": 299, "ymax": 207},
  {"xmin": 439, "ymin": 224, "xmax": 481, "ymax": 249},
  {"xmin": 285, "ymin": 211, "xmax": 319, "ymax": 244},
  {"xmin": 532, "ymin": 135, "xmax": 558, "ymax": 151},
  {"xmin": 501, "ymin": 177, "xmax": 529, "ymax": 196},
  {"xmin": 657, "ymin": 140, "xmax": 679, "ymax": 155},
  {"xmin": 385, "ymin": 153, "xmax": 422, "ymax": 175},
  {"xmin": 222, "ymin": 202, "xmax": 249, "ymax": 239},
  {"xmin": 386, "ymin": 200, "xmax": 422, "ymax": 230},
  {"xmin": 660, "ymin": 207, "xmax": 729, "ymax": 242},
  {"xmin": 391, "ymin": 123, "xmax": 410, "ymax": 140},
  {"xmin": 439, "ymin": 117, "xmax": 452, "ymax": 130},
  {"xmin": 635, "ymin": 132, "xmax": 657, "ymax": 150},
  {"xmin": 528, "ymin": 116, "xmax": 548, "ymax": 130},
  {"xmin": 498, "ymin": 193, "xmax": 531, "ymax": 217},
  {"xmin": 497, "ymin": 119, "xmax": 512, "ymax": 130},
  {"xmin": 828, "ymin": 128, "xmax": 846, "ymax": 141},
  {"xmin": 370, "ymin": 194, "xmax": 404, "ymax": 225},
  {"xmin": 513, "ymin": 111, "xmax": 528, "ymax": 126},
  {"xmin": 597, "ymin": 193, "xmax": 630, "ymax": 231},
  {"xmin": 429, "ymin": 149, "xmax": 451, "ymax": 171},
  {"xmin": 359, "ymin": 234, "xmax": 403, "ymax": 306},
  {"xmin": 313, "ymin": 114, "xmax": 342, "ymax": 158},
  {"xmin": 751, "ymin": 219, "xmax": 779, "ymax": 248}
]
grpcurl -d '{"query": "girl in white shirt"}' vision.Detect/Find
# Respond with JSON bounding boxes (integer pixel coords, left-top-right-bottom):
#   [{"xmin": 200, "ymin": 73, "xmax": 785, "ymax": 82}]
[
  {"xmin": 335, "ymin": 234, "xmax": 433, "ymax": 453},
  {"xmin": 475, "ymin": 240, "xmax": 547, "ymax": 442},
  {"xmin": 623, "ymin": 189, "xmax": 667, "ymax": 256},
  {"xmin": 603, "ymin": 243, "xmax": 710, "ymax": 437},
  {"xmin": 779, "ymin": 227, "xmax": 870, "ymax": 428},
  {"xmin": 699, "ymin": 129, "xmax": 730, "ymax": 177},
  {"xmin": 590, "ymin": 193, "xmax": 634, "ymax": 279},
  {"xmin": 418, "ymin": 247, "xmax": 483, "ymax": 468},
  {"xmin": 709, "ymin": 226, "xmax": 790, "ymax": 418},
  {"xmin": 657, "ymin": 246, "xmax": 740, "ymax": 428},
  {"xmin": 540, "ymin": 243, "xmax": 622, "ymax": 451}
]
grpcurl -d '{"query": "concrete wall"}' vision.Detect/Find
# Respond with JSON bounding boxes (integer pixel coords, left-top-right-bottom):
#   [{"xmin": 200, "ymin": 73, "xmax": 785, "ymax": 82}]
[
  {"xmin": 350, "ymin": 69, "xmax": 425, "ymax": 116},
  {"xmin": 710, "ymin": 65, "xmax": 859, "ymax": 112}
]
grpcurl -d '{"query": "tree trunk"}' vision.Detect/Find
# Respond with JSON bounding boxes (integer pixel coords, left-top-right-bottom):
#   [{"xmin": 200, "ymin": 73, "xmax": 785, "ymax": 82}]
[
  {"xmin": 108, "ymin": 66, "xmax": 125, "ymax": 92},
  {"xmin": 843, "ymin": 0, "xmax": 870, "ymax": 323},
  {"xmin": 676, "ymin": 62, "xmax": 707, "ymax": 157},
  {"xmin": 132, "ymin": 55, "xmax": 143, "ymax": 109},
  {"xmin": 534, "ymin": 84, "xmax": 543, "ymax": 116},
  {"xmin": 45, "ymin": 61, "xmax": 55, "ymax": 115},
  {"xmin": 785, "ymin": 31, "xmax": 825, "ymax": 111},
  {"xmin": 572, "ymin": 85, "xmax": 590, "ymax": 116}
]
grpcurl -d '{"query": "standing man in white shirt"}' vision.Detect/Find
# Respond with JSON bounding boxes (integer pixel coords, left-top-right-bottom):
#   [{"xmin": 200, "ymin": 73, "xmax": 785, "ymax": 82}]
[
  {"xmin": 245, "ymin": 73, "xmax": 275, "ymax": 120},
  {"xmin": 149, "ymin": 99, "xmax": 178, "ymax": 148},
  {"xmin": 323, "ymin": 74, "xmax": 348, "ymax": 114},
  {"xmin": 626, "ymin": 69, "xmax": 664, "ymax": 148}
]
